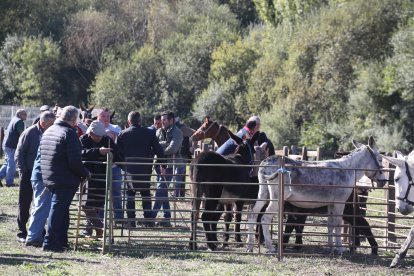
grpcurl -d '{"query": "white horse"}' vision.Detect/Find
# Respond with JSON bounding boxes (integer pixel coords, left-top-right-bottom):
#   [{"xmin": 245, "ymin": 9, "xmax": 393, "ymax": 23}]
[
  {"xmin": 246, "ymin": 137, "xmax": 387, "ymax": 253},
  {"xmin": 381, "ymin": 151, "xmax": 414, "ymax": 268}
]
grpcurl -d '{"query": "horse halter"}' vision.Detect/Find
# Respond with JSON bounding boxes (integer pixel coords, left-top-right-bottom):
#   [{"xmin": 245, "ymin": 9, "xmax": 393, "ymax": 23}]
[
  {"xmin": 396, "ymin": 160, "xmax": 414, "ymax": 206},
  {"xmin": 366, "ymin": 146, "xmax": 384, "ymax": 184},
  {"xmin": 194, "ymin": 121, "xmax": 220, "ymax": 140}
]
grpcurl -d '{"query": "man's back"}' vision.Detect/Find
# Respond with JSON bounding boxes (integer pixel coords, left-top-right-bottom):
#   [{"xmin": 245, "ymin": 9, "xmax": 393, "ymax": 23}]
[{"xmin": 117, "ymin": 125, "xmax": 163, "ymax": 174}]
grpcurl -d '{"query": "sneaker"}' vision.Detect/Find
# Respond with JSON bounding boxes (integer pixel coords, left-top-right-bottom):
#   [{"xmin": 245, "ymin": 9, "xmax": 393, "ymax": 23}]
[
  {"xmin": 25, "ymin": 240, "xmax": 43, "ymax": 247},
  {"xmin": 82, "ymin": 228, "xmax": 92, "ymax": 237},
  {"xmin": 17, "ymin": 232, "xmax": 27, "ymax": 243}
]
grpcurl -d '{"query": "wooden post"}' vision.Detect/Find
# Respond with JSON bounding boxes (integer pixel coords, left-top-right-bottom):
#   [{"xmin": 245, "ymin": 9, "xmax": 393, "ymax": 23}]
[{"xmin": 302, "ymin": 147, "xmax": 308, "ymax": 161}]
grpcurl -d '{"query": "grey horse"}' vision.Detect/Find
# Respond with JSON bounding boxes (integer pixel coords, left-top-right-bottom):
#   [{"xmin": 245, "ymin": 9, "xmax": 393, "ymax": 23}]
[{"xmin": 246, "ymin": 137, "xmax": 387, "ymax": 254}]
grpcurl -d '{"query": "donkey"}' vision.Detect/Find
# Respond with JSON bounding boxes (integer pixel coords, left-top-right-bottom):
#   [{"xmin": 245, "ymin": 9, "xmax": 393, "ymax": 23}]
[
  {"xmin": 190, "ymin": 131, "xmax": 259, "ymax": 251},
  {"xmin": 246, "ymin": 137, "xmax": 387, "ymax": 254},
  {"xmin": 283, "ymin": 189, "xmax": 378, "ymax": 255},
  {"xmin": 382, "ymin": 151, "xmax": 414, "ymax": 267}
]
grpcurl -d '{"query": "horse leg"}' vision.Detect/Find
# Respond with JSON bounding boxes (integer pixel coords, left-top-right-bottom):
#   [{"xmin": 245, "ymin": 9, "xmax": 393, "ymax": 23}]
[
  {"xmin": 283, "ymin": 214, "xmax": 295, "ymax": 248},
  {"xmin": 234, "ymin": 201, "xmax": 244, "ymax": 244},
  {"xmin": 211, "ymin": 204, "xmax": 224, "ymax": 249},
  {"xmin": 246, "ymin": 191, "xmax": 268, "ymax": 252},
  {"xmin": 390, "ymin": 225, "xmax": 414, "ymax": 268},
  {"xmin": 260, "ymin": 182, "xmax": 279, "ymax": 253},
  {"xmin": 189, "ymin": 189, "xmax": 201, "ymax": 250},
  {"xmin": 293, "ymin": 215, "xmax": 306, "ymax": 251},
  {"xmin": 255, "ymin": 203, "xmax": 267, "ymax": 244},
  {"xmin": 202, "ymin": 199, "xmax": 219, "ymax": 251},
  {"xmin": 223, "ymin": 203, "xmax": 232, "ymax": 247},
  {"xmin": 329, "ymin": 204, "xmax": 345, "ymax": 254}
]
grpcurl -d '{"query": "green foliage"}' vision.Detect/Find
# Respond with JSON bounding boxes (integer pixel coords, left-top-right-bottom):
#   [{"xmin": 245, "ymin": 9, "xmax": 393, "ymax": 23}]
[
  {"xmin": 91, "ymin": 45, "xmax": 165, "ymax": 126},
  {"xmin": 193, "ymin": 38, "xmax": 260, "ymax": 125},
  {"xmin": 218, "ymin": 0, "xmax": 259, "ymax": 27},
  {"xmin": 0, "ymin": 35, "xmax": 63, "ymax": 106}
]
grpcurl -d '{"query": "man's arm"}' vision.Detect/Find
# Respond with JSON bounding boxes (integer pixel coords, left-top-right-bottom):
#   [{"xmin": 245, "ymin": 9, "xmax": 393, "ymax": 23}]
[
  {"xmin": 163, "ymin": 128, "xmax": 183, "ymax": 156},
  {"xmin": 15, "ymin": 129, "xmax": 29, "ymax": 173},
  {"xmin": 66, "ymin": 131, "xmax": 89, "ymax": 178}
]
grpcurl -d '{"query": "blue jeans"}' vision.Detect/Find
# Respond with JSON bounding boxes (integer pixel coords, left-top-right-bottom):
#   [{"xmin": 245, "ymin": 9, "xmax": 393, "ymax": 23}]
[
  {"xmin": 216, "ymin": 139, "xmax": 237, "ymax": 156},
  {"xmin": 43, "ymin": 187, "xmax": 77, "ymax": 251},
  {"xmin": 174, "ymin": 165, "xmax": 186, "ymax": 197},
  {"xmin": 112, "ymin": 166, "xmax": 123, "ymax": 220},
  {"xmin": 0, "ymin": 147, "xmax": 16, "ymax": 185},
  {"xmin": 152, "ymin": 168, "xmax": 173, "ymax": 219},
  {"xmin": 26, "ymin": 180, "xmax": 51, "ymax": 243}
]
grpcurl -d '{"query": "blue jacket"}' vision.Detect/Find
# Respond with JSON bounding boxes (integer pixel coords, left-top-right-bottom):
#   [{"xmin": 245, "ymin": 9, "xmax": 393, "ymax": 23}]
[{"xmin": 216, "ymin": 127, "xmax": 250, "ymax": 156}]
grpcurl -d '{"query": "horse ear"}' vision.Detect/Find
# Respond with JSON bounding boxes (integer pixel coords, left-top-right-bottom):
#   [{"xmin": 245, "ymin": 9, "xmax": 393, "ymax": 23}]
[
  {"xmin": 228, "ymin": 130, "xmax": 243, "ymax": 144},
  {"xmin": 88, "ymin": 105, "xmax": 95, "ymax": 112},
  {"xmin": 80, "ymin": 104, "xmax": 85, "ymax": 111},
  {"xmin": 382, "ymin": 154, "xmax": 405, "ymax": 168},
  {"xmin": 110, "ymin": 111, "xmax": 115, "ymax": 119},
  {"xmin": 204, "ymin": 116, "xmax": 210, "ymax": 123},
  {"xmin": 352, "ymin": 139, "xmax": 364, "ymax": 149},
  {"xmin": 395, "ymin": 151, "xmax": 405, "ymax": 159},
  {"xmin": 368, "ymin": 136, "xmax": 376, "ymax": 148}
]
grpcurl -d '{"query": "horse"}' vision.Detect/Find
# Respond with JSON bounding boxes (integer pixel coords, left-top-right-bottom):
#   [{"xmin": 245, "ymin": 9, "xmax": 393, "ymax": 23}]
[
  {"xmin": 283, "ymin": 189, "xmax": 378, "ymax": 255},
  {"xmin": 381, "ymin": 151, "xmax": 414, "ymax": 267},
  {"xmin": 190, "ymin": 130, "xmax": 259, "ymax": 251},
  {"xmin": 79, "ymin": 104, "xmax": 94, "ymax": 122},
  {"xmin": 246, "ymin": 137, "xmax": 387, "ymax": 254},
  {"xmin": 189, "ymin": 116, "xmax": 231, "ymax": 148}
]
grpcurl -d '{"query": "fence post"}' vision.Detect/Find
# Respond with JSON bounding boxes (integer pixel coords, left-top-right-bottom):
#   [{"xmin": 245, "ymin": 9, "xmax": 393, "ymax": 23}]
[
  {"xmin": 385, "ymin": 157, "xmax": 396, "ymax": 249},
  {"xmin": 278, "ymin": 156, "xmax": 285, "ymax": 260},
  {"xmin": 102, "ymin": 151, "xmax": 113, "ymax": 254}
]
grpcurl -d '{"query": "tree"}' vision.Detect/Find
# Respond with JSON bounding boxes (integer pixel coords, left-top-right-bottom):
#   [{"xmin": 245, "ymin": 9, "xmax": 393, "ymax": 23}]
[{"xmin": 91, "ymin": 45, "xmax": 165, "ymax": 126}]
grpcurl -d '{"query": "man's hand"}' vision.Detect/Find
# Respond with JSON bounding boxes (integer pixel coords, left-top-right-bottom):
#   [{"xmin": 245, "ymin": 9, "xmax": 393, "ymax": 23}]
[
  {"xmin": 106, "ymin": 131, "xmax": 117, "ymax": 140},
  {"xmin": 99, "ymin": 147, "xmax": 111, "ymax": 155}
]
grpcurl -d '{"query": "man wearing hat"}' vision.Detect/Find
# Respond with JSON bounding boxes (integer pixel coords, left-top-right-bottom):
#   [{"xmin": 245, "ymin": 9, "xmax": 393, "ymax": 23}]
[
  {"xmin": 33, "ymin": 105, "xmax": 50, "ymax": 125},
  {"xmin": 80, "ymin": 121, "xmax": 124, "ymax": 237}
]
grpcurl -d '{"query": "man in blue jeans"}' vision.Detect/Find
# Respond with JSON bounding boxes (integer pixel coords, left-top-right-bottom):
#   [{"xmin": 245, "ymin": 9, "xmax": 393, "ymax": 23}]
[
  {"xmin": 0, "ymin": 109, "xmax": 27, "ymax": 187},
  {"xmin": 153, "ymin": 111, "xmax": 183, "ymax": 227},
  {"xmin": 40, "ymin": 106, "xmax": 90, "ymax": 252}
]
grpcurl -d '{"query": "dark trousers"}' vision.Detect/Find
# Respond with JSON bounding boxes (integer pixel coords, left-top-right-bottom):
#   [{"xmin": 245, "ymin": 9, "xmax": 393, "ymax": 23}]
[
  {"xmin": 126, "ymin": 175, "xmax": 152, "ymax": 219},
  {"xmin": 43, "ymin": 187, "xmax": 77, "ymax": 251},
  {"xmin": 17, "ymin": 171, "xmax": 33, "ymax": 236}
]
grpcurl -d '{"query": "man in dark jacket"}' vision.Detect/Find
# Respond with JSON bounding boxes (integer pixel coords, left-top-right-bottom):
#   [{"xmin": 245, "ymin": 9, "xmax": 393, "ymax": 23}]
[
  {"xmin": 80, "ymin": 121, "xmax": 124, "ymax": 237},
  {"xmin": 15, "ymin": 111, "xmax": 55, "ymax": 242},
  {"xmin": 0, "ymin": 109, "xmax": 27, "ymax": 187},
  {"xmin": 40, "ymin": 106, "xmax": 90, "ymax": 252},
  {"xmin": 116, "ymin": 111, "xmax": 164, "ymax": 227}
]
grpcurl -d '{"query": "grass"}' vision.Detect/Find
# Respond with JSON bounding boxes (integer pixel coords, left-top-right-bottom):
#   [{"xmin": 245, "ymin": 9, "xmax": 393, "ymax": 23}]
[{"xmin": 1, "ymin": 185, "xmax": 414, "ymax": 275}]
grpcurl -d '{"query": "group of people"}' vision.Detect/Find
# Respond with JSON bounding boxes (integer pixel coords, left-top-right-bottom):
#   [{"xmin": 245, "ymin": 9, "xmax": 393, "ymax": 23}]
[
  {"xmin": 1, "ymin": 103, "xmax": 268, "ymax": 253},
  {"xmin": 0, "ymin": 104, "xmax": 192, "ymax": 252}
]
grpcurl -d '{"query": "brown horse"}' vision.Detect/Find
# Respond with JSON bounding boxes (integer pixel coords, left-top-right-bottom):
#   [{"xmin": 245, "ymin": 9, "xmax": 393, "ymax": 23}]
[{"xmin": 190, "ymin": 117, "xmax": 231, "ymax": 148}]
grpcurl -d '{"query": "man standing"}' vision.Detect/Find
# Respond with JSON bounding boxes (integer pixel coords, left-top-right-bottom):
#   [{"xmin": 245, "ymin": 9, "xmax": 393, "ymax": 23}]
[
  {"xmin": 41, "ymin": 106, "xmax": 90, "ymax": 252},
  {"xmin": 117, "ymin": 111, "xmax": 164, "ymax": 227},
  {"xmin": 0, "ymin": 109, "xmax": 27, "ymax": 187},
  {"xmin": 15, "ymin": 111, "xmax": 55, "ymax": 243},
  {"xmin": 97, "ymin": 107, "xmax": 123, "ymax": 221},
  {"xmin": 152, "ymin": 111, "xmax": 183, "ymax": 227},
  {"xmin": 148, "ymin": 114, "xmax": 162, "ymax": 131}
]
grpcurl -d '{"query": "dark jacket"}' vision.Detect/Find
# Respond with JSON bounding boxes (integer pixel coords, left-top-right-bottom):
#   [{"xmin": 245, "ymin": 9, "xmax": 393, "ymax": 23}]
[
  {"xmin": 117, "ymin": 124, "xmax": 164, "ymax": 176},
  {"xmin": 40, "ymin": 119, "xmax": 89, "ymax": 189},
  {"xmin": 80, "ymin": 134, "xmax": 124, "ymax": 207},
  {"xmin": 15, "ymin": 123, "xmax": 42, "ymax": 174},
  {"xmin": 4, "ymin": 116, "xmax": 25, "ymax": 149}
]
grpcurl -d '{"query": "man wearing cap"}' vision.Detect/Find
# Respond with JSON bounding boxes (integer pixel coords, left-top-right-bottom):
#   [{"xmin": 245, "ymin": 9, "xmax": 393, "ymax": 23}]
[
  {"xmin": 33, "ymin": 105, "xmax": 50, "ymax": 125},
  {"xmin": 40, "ymin": 106, "xmax": 90, "ymax": 252},
  {"xmin": 15, "ymin": 111, "xmax": 55, "ymax": 243},
  {"xmin": 0, "ymin": 109, "xmax": 27, "ymax": 187},
  {"xmin": 216, "ymin": 115, "xmax": 261, "ymax": 156},
  {"xmin": 80, "ymin": 121, "xmax": 124, "ymax": 237}
]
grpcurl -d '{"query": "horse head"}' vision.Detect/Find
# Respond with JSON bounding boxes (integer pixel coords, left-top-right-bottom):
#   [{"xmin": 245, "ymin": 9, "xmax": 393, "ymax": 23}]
[
  {"xmin": 382, "ymin": 151, "xmax": 414, "ymax": 215},
  {"xmin": 352, "ymin": 136, "xmax": 387, "ymax": 188},
  {"xmin": 189, "ymin": 116, "xmax": 219, "ymax": 143},
  {"xmin": 79, "ymin": 104, "xmax": 94, "ymax": 120}
]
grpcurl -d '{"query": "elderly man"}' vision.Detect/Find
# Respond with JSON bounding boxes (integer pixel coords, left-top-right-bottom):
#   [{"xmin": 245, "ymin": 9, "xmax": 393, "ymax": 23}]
[
  {"xmin": 97, "ymin": 107, "xmax": 124, "ymax": 221},
  {"xmin": 117, "ymin": 111, "xmax": 164, "ymax": 227},
  {"xmin": 41, "ymin": 106, "xmax": 90, "ymax": 252},
  {"xmin": 0, "ymin": 109, "xmax": 27, "ymax": 187},
  {"xmin": 152, "ymin": 111, "xmax": 183, "ymax": 227},
  {"xmin": 15, "ymin": 111, "xmax": 55, "ymax": 243},
  {"xmin": 80, "ymin": 121, "xmax": 124, "ymax": 237},
  {"xmin": 216, "ymin": 115, "xmax": 261, "ymax": 156}
]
